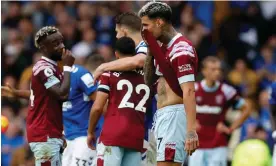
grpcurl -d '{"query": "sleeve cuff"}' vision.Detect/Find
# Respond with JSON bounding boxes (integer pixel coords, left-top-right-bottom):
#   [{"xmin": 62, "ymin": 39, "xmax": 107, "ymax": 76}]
[{"xmin": 178, "ymin": 74, "xmax": 195, "ymax": 85}]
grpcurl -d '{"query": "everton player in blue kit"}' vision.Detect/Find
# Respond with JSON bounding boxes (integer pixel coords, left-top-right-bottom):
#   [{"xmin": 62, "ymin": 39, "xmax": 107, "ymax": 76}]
[
  {"xmin": 62, "ymin": 55, "xmax": 105, "ymax": 166},
  {"xmin": 269, "ymin": 81, "xmax": 276, "ymax": 166}
]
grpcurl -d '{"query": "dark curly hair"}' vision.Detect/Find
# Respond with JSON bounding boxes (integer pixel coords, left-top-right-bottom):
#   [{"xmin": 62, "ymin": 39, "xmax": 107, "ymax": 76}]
[{"xmin": 34, "ymin": 26, "xmax": 59, "ymax": 49}]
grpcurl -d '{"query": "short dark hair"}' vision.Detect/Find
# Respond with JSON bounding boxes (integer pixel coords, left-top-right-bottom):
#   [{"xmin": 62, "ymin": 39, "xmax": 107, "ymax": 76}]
[
  {"xmin": 202, "ymin": 56, "xmax": 220, "ymax": 69},
  {"xmin": 85, "ymin": 54, "xmax": 105, "ymax": 71},
  {"xmin": 138, "ymin": 2, "xmax": 172, "ymax": 23},
  {"xmin": 115, "ymin": 37, "xmax": 136, "ymax": 56},
  {"xmin": 115, "ymin": 12, "xmax": 141, "ymax": 32},
  {"xmin": 34, "ymin": 26, "xmax": 59, "ymax": 49}
]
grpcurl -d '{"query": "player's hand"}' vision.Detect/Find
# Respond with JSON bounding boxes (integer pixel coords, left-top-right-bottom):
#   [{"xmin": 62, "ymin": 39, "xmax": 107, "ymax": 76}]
[
  {"xmin": 216, "ymin": 122, "xmax": 231, "ymax": 135},
  {"xmin": 141, "ymin": 27, "xmax": 149, "ymax": 45},
  {"xmin": 93, "ymin": 64, "xmax": 105, "ymax": 81},
  {"xmin": 184, "ymin": 130, "xmax": 199, "ymax": 156},
  {"xmin": 1, "ymin": 84, "xmax": 15, "ymax": 98},
  {"xmin": 60, "ymin": 135, "xmax": 67, "ymax": 154},
  {"xmin": 87, "ymin": 133, "xmax": 96, "ymax": 150},
  {"xmin": 62, "ymin": 49, "xmax": 75, "ymax": 67}
]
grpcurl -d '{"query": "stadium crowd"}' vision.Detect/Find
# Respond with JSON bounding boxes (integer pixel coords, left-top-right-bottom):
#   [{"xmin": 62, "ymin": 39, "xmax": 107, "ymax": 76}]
[{"xmin": 1, "ymin": 1, "xmax": 276, "ymax": 166}]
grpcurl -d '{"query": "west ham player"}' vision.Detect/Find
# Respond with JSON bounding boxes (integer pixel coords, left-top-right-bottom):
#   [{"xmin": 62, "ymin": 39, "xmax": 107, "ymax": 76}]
[
  {"xmin": 139, "ymin": 2, "xmax": 199, "ymax": 165},
  {"xmin": 2, "ymin": 55, "xmax": 105, "ymax": 166},
  {"xmin": 2, "ymin": 26, "xmax": 75, "ymax": 166},
  {"xmin": 62, "ymin": 55, "xmax": 105, "ymax": 166},
  {"xmin": 269, "ymin": 80, "xmax": 276, "ymax": 166},
  {"xmin": 87, "ymin": 37, "xmax": 151, "ymax": 166},
  {"xmin": 92, "ymin": 12, "xmax": 155, "ymax": 165},
  {"xmin": 189, "ymin": 56, "xmax": 250, "ymax": 166}
]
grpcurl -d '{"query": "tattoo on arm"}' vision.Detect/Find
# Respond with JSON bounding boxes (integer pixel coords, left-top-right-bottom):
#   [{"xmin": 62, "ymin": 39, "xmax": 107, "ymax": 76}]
[
  {"xmin": 143, "ymin": 53, "xmax": 157, "ymax": 87},
  {"xmin": 187, "ymin": 88, "xmax": 195, "ymax": 96}
]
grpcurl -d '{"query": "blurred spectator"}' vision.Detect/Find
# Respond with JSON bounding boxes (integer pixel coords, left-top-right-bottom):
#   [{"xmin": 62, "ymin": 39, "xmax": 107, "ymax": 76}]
[
  {"xmin": 97, "ymin": 44, "xmax": 114, "ymax": 62},
  {"xmin": 2, "ymin": 2, "xmax": 22, "ymax": 28},
  {"xmin": 228, "ymin": 59, "xmax": 258, "ymax": 97},
  {"xmin": 178, "ymin": 5, "xmax": 194, "ymax": 36},
  {"xmin": 232, "ymin": 126, "xmax": 272, "ymax": 166},
  {"xmin": 18, "ymin": 16, "xmax": 35, "ymax": 50},
  {"xmin": 187, "ymin": 1, "xmax": 214, "ymax": 30},
  {"xmin": 240, "ymin": 90, "xmax": 274, "ymax": 151},
  {"xmin": 254, "ymin": 45, "xmax": 276, "ymax": 89},
  {"xmin": 19, "ymin": 52, "xmax": 42, "ymax": 90},
  {"xmin": 72, "ymin": 28, "xmax": 97, "ymax": 64},
  {"xmin": 1, "ymin": 117, "xmax": 25, "ymax": 166}
]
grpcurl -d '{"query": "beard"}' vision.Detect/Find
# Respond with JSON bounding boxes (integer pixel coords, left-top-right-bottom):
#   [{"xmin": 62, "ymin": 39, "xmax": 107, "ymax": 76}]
[{"xmin": 50, "ymin": 52, "xmax": 62, "ymax": 61}]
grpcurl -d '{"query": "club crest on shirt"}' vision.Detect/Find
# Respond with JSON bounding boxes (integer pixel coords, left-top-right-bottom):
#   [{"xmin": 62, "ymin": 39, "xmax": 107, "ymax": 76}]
[
  {"xmin": 215, "ymin": 95, "xmax": 223, "ymax": 105},
  {"xmin": 44, "ymin": 68, "xmax": 54, "ymax": 77}
]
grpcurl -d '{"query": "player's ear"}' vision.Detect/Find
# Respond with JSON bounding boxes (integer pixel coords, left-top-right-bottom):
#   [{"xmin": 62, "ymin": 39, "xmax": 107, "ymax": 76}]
[
  {"xmin": 122, "ymin": 28, "xmax": 128, "ymax": 37},
  {"xmin": 39, "ymin": 44, "xmax": 47, "ymax": 53},
  {"xmin": 156, "ymin": 18, "xmax": 165, "ymax": 27}
]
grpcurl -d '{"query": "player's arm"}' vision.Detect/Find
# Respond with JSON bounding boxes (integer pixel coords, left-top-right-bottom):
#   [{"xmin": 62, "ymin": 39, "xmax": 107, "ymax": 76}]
[
  {"xmin": 88, "ymin": 92, "xmax": 108, "ymax": 134},
  {"xmin": 87, "ymin": 72, "xmax": 110, "ymax": 149},
  {"xmin": 229, "ymin": 97, "xmax": 251, "ymax": 132},
  {"xmin": 47, "ymin": 50, "xmax": 74, "ymax": 98},
  {"xmin": 87, "ymin": 91, "xmax": 108, "ymax": 149},
  {"xmin": 94, "ymin": 53, "xmax": 146, "ymax": 80},
  {"xmin": 1, "ymin": 84, "xmax": 30, "ymax": 99},
  {"xmin": 171, "ymin": 42, "xmax": 199, "ymax": 155},
  {"xmin": 144, "ymin": 52, "xmax": 158, "ymax": 87}
]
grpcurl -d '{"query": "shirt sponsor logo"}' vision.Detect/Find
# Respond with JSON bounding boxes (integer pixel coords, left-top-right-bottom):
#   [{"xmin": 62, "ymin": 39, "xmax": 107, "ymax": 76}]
[
  {"xmin": 196, "ymin": 105, "xmax": 222, "ymax": 114},
  {"xmin": 81, "ymin": 73, "xmax": 94, "ymax": 88},
  {"xmin": 178, "ymin": 64, "xmax": 192, "ymax": 72}
]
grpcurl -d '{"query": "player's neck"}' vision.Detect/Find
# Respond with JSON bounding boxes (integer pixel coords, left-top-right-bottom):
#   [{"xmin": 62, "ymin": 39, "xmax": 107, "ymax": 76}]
[
  {"xmin": 129, "ymin": 33, "xmax": 143, "ymax": 47},
  {"xmin": 159, "ymin": 26, "xmax": 178, "ymax": 45},
  {"xmin": 205, "ymin": 79, "xmax": 216, "ymax": 88}
]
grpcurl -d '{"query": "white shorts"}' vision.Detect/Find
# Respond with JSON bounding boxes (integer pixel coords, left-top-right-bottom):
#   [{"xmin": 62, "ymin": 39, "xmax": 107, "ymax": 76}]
[
  {"xmin": 97, "ymin": 142, "xmax": 141, "ymax": 166},
  {"xmin": 188, "ymin": 147, "xmax": 228, "ymax": 166},
  {"xmin": 62, "ymin": 136, "xmax": 97, "ymax": 166},
  {"xmin": 29, "ymin": 137, "xmax": 63, "ymax": 166},
  {"xmin": 154, "ymin": 104, "xmax": 187, "ymax": 163}
]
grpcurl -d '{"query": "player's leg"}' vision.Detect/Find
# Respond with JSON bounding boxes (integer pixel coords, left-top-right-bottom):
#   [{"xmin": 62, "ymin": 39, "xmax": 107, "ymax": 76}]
[
  {"xmin": 207, "ymin": 147, "xmax": 228, "ymax": 166},
  {"xmin": 122, "ymin": 148, "xmax": 141, "ymax": 166},
  {"xmin": 62, "ymin": 139, "xmax": 73, "ymax": 166},
  {"xmin": 70, "ymin": 136, "xmax": 97, "ymax": 166},
  {"xmin": 29, "ymin": 138, "xmax": 63, "ymax": 166},
  {"xmin": 155, "ymin": 104, "xmax": 187, "ymax": 166},
  {"xmin": 188, "ymin": 149, "xmax": 205, "ymax": 166},
  {"xmin": 96, "ymin": 142, "xmax": 123, "ymax": 166}
]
